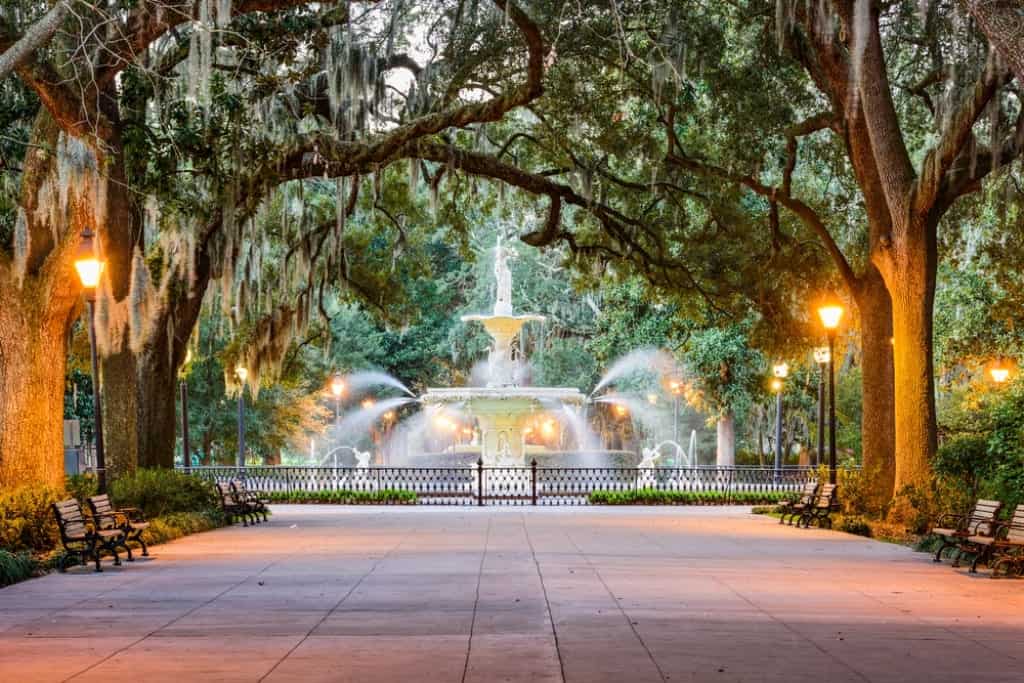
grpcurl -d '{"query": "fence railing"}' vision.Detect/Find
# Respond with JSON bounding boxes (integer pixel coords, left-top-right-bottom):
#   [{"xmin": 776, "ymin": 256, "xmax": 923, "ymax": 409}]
[{"xmin": 182, "ymin": 464, "xmax": 824, "ymax": 506}]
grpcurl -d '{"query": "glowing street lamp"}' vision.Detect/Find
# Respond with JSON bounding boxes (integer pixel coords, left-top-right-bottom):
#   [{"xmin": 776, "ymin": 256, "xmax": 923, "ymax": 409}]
[
  {"xmin": 330, "ymin": 374, "xmax": 346, "ymax": 398},
  {"xmin": 772, "ymin": 362, "xmax": 789, "ymax": 379},
  {"xmin": 817, "ymin": 295, "xmax": 844, "ymax": 483},
  {"xmin": 236, "ymin": 365, "xmax": 248, "ymax": 468},
  {"xmin": 74, "ymin": 228, "xmax": 107, "ymax": 492},
  {"xmin": 613, "ymin": 403, "xmax": 628, "ymax": 418},
  {"xmin": 989, "ymin": 358, "xmax": 1012, "ymax": 384},
  {"xmin": 361, "ymin": 397, "xmax": 376, "ymax": 411},
  {"xmin": 329, "ymin": 373, "xmax": 346, "ymax": 430}
]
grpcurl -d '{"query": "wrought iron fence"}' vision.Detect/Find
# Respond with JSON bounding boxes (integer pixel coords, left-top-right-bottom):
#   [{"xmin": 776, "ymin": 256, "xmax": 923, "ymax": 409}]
[{"xmin": 182, "ymin": 464, "xmax": 824, "ymax": 506}]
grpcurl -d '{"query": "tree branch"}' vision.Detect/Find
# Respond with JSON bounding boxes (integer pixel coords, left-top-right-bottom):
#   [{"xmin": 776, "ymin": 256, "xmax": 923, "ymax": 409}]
[
  {"xmin": 0, "ymin": 1, "xmax": 68, "ymax": 81},
  {"xmin": 917, "ymin": 53, "xmax": 1011, "ymax": 212}
]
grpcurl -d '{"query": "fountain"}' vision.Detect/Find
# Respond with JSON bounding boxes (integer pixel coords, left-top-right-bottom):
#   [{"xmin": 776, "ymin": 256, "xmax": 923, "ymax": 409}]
[{"xmin": 420, "ymin": 238, "xmax": 587, "ymax": 466}]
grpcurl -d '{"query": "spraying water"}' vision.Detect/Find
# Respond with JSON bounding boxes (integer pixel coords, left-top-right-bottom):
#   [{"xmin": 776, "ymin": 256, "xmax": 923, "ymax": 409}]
[
  {"xmin": 590, "ymin": 347, "xmax": 678, "ymax": 396},
  {"xmin": 335, "ymin": 396, "xmax": 416, "ymax": 443},
  {"xmin": 593, "ymin": 393, "xmax": 665, "ymax": 440},
  {"xmin": 343, "ymin": 370, "xmax": 416, "ymax": 397}
]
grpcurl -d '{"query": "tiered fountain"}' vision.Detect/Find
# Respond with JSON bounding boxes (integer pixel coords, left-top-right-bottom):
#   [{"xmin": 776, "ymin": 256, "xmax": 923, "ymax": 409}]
[{"xmin": 420, "ymin": 239, "xmax": 586, "ymax": 466}]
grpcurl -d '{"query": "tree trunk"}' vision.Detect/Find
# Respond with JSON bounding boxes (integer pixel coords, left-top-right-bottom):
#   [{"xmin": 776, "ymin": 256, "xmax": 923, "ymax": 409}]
[
  {"xmin": 0, "ymin": 297, "xmax": 73, "ymax": 489},
  {"xmin": 852, "ymin": 266, "xmax": 896, "ymax": 509},
  {"xmin": 716, "ymin": 412, "xmax": 735, "ymax": 467},
  {"xmin": 883, "ymin": 221, "xmax": 938, "ymax": 501},
  {"xmin": 136, "ymin": 343, "xmax": 178, "ymax": 469}
]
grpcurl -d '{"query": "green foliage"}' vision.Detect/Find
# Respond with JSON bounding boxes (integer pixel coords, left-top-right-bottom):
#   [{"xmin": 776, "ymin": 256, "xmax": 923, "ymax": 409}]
[
  {"xmin": 982, "ymin": 383, "xmax": 1024, "ymax": 510},
  {"xmin": 110, "ymin": 469, "xmax": 219, "ymax": 518},
  {"xmin": 934, "ymin": 436, "xmax": 991, "ymax": 502},
  {"xmin": 141, "ymin": 511, "xmax": 224, "ymax": 546},
  {"xmin": 588, "ymin": 489, "xmax": 788, "ymax": 505},
  {"xmin": 0, "ymin": 550, "xmax": 37, "ymax": 587},
  {"xmin": 65, "ymin": 473, "xmax": 99, "ymax": 505},
  {"xmin": 683, "ymin": 321, "xmax": 764, "ymax": 420},
  {"xmin": 833, "ymin": 515, "xmax": 872, "ymax": 538},
  {"xmin": 265, "ymin": 489, "xmax": 417, "ymax": 504},
  {"xmin": 0, "ymin": 486, "xmax": 61, "ymax": 553}
]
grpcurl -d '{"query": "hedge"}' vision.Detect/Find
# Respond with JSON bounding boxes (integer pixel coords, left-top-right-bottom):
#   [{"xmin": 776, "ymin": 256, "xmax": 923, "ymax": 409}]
[
  {"xmin": 265, "ymin": 489, "xmax": 417, "ymax": 504},
  {"xmin": 588, "ymin": 489, "xmax": 791, "ymax": 505}
]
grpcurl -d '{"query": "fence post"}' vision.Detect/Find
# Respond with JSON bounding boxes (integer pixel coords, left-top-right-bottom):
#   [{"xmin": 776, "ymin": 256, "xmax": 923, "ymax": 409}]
[
  {"xmin": 477, "ymin": 458, "xmax": 484, "ymax": 507},
  {"xmin": 726, "ymin": 468, "xmax": 734, "ymax": 505},
  {"xmin": 531, "ymin": 459, "xmax": 538, "ymax": 506}
]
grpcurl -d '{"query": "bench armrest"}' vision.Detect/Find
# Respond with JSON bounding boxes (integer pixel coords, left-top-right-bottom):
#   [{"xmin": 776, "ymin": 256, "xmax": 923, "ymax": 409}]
[
  {"xmin": 934, "ymin": 512, "xmax": 967, "ymax": 530},
  {"xmin": 92, "ymin": 510, "xmax": 128, "ymax": 525}
]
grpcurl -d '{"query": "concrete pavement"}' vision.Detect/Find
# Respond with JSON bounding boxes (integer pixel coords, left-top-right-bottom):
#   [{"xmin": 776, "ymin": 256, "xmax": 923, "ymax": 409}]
[{"xmin": 1, "ymin": 505, "xmax": 1021, "ymax": 682}]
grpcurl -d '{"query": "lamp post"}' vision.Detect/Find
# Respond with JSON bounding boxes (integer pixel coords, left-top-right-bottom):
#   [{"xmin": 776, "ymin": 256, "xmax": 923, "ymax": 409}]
[
  {"xmin": 812, "ymin": 347, "xmax": 830, "ymax": 468},
  {"xmin": 179, "ymin": 348, "xmax": 192, "ymax": 472},
  {"xmin": 669, "ymin": 379, "xmax": 683, "ymax": 445},
  {"xmin": 817, "ymin": 298, "xmax": 844, "ymax": 484},
  {"xmin": 235, "ymin": 365, "xmax": 248, "ymax": 468},
  {"xmin": 74, "ymin": 228, "xmax": 106, "ymax": 492},
  {"xmin": 771, "ymin": 363, "xmax": 789, "ymax": 477},
  {"xmin": 330, "ymin": 374, "xmax": 345, "ymax": 447}
]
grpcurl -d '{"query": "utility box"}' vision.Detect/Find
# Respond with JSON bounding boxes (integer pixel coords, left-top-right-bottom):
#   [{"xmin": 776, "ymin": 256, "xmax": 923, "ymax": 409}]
[{"xmin": 63, "ymin": 419, "xmax": 93, "ymax": 474}]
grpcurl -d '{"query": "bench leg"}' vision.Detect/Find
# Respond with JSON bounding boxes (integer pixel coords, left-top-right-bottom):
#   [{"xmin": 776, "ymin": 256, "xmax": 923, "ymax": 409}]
[
  {"xmin": 88, "ymin": 540, "xmax": 103, "ymax": 573},
  {"xmin": 934, "ymin": 539, "xmax": 953, "ymax": 563},
  {"xmin": 120, "ymin": 536, "xmax": 134, "ymax": 562},
  {"xmin": 136, "ymin": 532, "xmax": 149, "ymax": 557},
  {"xmin": 969, "ymin": 546, "xmax": 992, "ymax": 574}
]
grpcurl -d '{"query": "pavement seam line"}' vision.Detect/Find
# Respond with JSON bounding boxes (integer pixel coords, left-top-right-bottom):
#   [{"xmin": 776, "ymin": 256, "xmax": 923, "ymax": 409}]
[
  {"xmin": 712, "ymin": 574, "xmax": 874, "ymax": 683},
  {"xmin": 460, "ymin": 514, "xmax": 492, "ymax": 683},
  {"xmin": 563, "ymin": 524, "xmax": 669, "ymax": 683},
  {"xmin": 62, "ymin": 554, "xmax": 285, "ymax": 682},
  {"xmin": 256, "ymin": 516, "xmax": 420, "ymax": 683},
  {"xmin": 521, "ymin": 511, "xmax": 568, "ymax": 683}
]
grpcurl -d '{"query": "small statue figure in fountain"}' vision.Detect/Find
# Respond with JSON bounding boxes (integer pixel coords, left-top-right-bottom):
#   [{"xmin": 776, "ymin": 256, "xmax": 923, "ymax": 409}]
[
  {"xmin": 493, "ymin": 237, "xmax": 515, "ymax": 316},
  {"xmin": 351, "ymin": 448, "xmax": 376, "ymax": 492},
  {"xmin": 495, "ymin": 432, "xmax": 516, "ymax": 467},
  {"xmin": 353, "ymin": 449, "xmax": 372, "ymax": 469},
  {"xmin": 636, "ymin": 445, "xmax": 665, "ymax": 488}
]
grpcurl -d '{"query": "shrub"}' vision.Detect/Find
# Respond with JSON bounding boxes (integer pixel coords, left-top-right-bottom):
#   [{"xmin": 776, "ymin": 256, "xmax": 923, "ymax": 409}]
[
  {"xmin": 0, "ymin": 485, "xmax": 62, "ymax": 553},
  {"xmin": 65, "ymin": 473, "xmax": 99, "ymax": 505},
  {"xmin": 0, "ymin": 550, "xmax": 37, "ymax": 587},
  {"xmin": 265, "ymin": 489, "xmax": 417, "ymax": 504},
  {"xmin": 110, "ymin": 468, "xmax": 219, "ymax": 518},
  {"xmin": 834, "ymin": 515, "xmax": 872, "ymax": 537},
  {"xmin": 587, "ymin": 489, "xmax": 789, "ymax": 506},
  {"xmin": 142, "ymin": 511, "xmax": 224, "ymax": 546}
]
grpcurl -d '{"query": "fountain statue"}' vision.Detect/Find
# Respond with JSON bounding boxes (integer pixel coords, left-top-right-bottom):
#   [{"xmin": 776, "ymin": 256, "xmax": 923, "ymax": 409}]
[
  {"xmin": 354, "ymin": 449, "xmax": 372, "ymax": 469},
  {"xmin": 420, "ymin": 237, "xmax": 586, "ymax": 465},
  {"xmin": 494, "ymin": 236, "xmax": 514, "ymax": 316}
]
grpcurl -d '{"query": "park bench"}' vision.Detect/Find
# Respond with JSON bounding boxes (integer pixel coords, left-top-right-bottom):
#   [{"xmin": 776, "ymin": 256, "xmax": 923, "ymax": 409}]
[
  {"xmin": 778, "ymin": 481, "xmax": 819, "ymax": 526},
  {"xmin": 217, "ymin": 481, "xmax": 252, "ymax": 526},
  {"xmin": 962, "ymin": 504, "xmax": 1024, "ymax": 576},
  {"xmin": 51, "ymin": 499, "xmax": 125, "ymax": 572},
  {"xmin": 231, "ymin": 479, "xmax": 270, "ymax": 523},
  {"xmin": 931, "ymin": 499, "xmax": 1002, "ymax": 564},
  {"xmin": 797, "ymin": 483, "xmax": 838, "ymax": 529},
  {"xmin": 87, "ymin": 494, "xmax": 150, "ymax": 561}
]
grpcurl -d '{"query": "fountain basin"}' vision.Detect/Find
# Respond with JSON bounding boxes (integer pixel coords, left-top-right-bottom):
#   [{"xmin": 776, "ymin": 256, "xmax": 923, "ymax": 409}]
[{"xmin": 422, "ymin": 387, "xmax": 585, "ymax": 466}]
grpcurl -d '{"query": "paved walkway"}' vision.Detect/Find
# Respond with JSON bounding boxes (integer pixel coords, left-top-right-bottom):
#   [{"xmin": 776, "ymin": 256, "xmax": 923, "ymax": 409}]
[{"xmin": 1, "ymin": 506, "xmax": 1022, "ymax": 682}]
